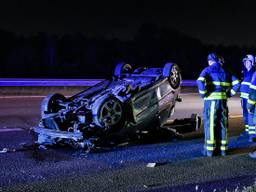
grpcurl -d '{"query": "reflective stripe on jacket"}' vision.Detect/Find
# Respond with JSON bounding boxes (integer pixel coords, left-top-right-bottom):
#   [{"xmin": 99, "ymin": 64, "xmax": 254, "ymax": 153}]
[
  {"xmin": 240, "ymin": 69, "xmax": 255, "ymax": 99},
  {"xmin": 247, "ymin": 71, "xmax": 256, "ymax": 111},
  {"xmin": 197, "ymin": 62, "xmax": 240, "ymax": 100}
]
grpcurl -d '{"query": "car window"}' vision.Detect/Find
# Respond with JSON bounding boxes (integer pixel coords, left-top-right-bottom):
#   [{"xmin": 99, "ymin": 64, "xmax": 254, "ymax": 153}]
[
  {"xmin": 159, "ymin": 81, "xmax": 172, "ymax": 97},
  {"xmin": 133, "ymin": 90, "xmax": 156, "ymax": 115}
]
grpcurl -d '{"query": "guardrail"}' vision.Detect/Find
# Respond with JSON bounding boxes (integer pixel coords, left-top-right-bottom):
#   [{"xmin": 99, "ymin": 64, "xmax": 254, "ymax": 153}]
[{"xmin": 0, "ymin": 78, "xmax": 197, "ymax": 87}]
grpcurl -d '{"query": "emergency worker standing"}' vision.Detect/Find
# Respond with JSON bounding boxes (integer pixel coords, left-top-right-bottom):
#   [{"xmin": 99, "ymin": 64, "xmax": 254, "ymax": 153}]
[
  {"xmin": 197, "ymin": 53, "xmax": 240, "ymax": 156},
  {"xmin": 246, "ymin": 67, "xmax": 256, "ymax": 142},
  {"xmin": 240, "ymin": 55, "xmax": 255, "ymax": 138},
  {"xmin": 247, "ymin": 62, "xmax": 256, "ymax": 158}
]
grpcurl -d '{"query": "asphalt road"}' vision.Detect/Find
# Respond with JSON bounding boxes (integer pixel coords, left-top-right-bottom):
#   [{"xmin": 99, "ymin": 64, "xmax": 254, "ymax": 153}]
[
  {"xmin": 0, "ymin": 91, "xmax": 243, "ymax": 129},
  {"xmin": 0, "ymin": 91, "xmax": 256, "ymax": 192}
]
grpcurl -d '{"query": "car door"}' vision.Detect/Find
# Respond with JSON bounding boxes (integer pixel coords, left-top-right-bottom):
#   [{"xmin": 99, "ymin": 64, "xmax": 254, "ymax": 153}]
[
  {"xmin": 132, "ymin": 88, "xmax": 159, "ymax": 126},
  {"xmin": 157, "ymin": 80, "xmax": 176, "ymax": 125}
]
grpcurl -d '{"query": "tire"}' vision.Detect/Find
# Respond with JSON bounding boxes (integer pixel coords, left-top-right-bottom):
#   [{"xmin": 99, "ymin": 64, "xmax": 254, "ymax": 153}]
[
  {"xmin": 41, "ymin": 93, "xmax": 67, "ymax": 117},
  {"xmin": 114, "ymin": 62, "xmax": 132, "ymax": 78},
  {"xmin": 92, "ymin": 95, "xmax": 125, "ymax": 131},
  {"xmin": 163, "ymin": 63, "xmax": 181, "ymax": 89}
]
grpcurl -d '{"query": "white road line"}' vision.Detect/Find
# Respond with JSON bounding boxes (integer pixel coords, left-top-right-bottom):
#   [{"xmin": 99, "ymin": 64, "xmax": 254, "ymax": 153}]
[
  {"xmin": 0, "ymin": 128, "xmax": 24, "ymax": 132},
  {"xmin": 0, "ymin": 96, "xmax": 45, "ymax": 99},
  {"xmin": 230, "ymin": 115, "xmax": 243, "ymax": 118},
  {"xmin": 0, "ymin": 95, "xmax": 74, "ymax": 99},
  {"xmin": 201, "ymin": 115, "xmax": 242, "ymax": 120},
  {"xmin": 179, "ymin": 93, "xmax": 198, "ymax": 96}
]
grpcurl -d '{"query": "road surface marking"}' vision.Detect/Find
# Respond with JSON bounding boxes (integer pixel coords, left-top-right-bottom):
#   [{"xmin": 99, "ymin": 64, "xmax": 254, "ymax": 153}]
[
  {"xmin": 0, "ymin": 128, "xmax": 24, "ymax": 133},
  {"xmin": 0, "ymin": 96, "xmax": 46, "ymax": 99},
  {"xmin": 179, "ymin": 93, "xmax": 199, "ymax": 96},
  {"xmin": 230, "ymin": 115, "xmax": 243, "ymax": 118}
]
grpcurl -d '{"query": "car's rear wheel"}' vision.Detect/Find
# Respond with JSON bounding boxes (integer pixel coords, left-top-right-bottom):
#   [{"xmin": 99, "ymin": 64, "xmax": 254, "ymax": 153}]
[
  {"xmin": 114, "ymin": 62, "xmax": 132, "ymax": 78},
  {"xmin": 41, "ymin": 93, "xmax": 67, "ymax": 117},
  {"xmin": 163, "ymin": 63, "xmax": 181, "ymax": 89},
  {"xmin": 92, "ymin": 95, "xmax": 125, "ymax": 131}
]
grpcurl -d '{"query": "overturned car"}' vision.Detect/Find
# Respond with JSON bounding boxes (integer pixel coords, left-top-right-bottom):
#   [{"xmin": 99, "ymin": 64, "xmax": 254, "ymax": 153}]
[{"xmin": 33, "ymin": 62, "xmax": 182, "ymax": 149}]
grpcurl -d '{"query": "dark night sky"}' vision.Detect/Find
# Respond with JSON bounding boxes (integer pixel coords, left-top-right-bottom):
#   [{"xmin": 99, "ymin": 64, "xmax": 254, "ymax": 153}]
[{"xmin": 0, "ymin": 0, "xmax": 256, "ymax": 46}]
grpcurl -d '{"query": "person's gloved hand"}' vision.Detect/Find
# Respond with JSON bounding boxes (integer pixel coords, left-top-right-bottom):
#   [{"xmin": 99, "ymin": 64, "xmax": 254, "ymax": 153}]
[{"xmin": 248, "ymin": 108, "xmax": 254, "ymax": 114}]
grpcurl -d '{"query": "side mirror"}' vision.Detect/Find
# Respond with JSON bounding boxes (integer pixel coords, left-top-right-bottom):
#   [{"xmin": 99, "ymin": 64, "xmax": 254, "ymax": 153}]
[{"xmin": 176, "ymin": 97, "xmax": 182, "ymax": 102}]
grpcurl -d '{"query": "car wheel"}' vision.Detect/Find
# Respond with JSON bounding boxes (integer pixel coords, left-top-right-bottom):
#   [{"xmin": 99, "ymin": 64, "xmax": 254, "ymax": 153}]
[
  {"xmin": 92, "ymin": 95, "xmax": 125, "ymax": 131},
  {"xmin": 114, "ymin": 62, "xmax": 132, "ymax": 78},
  {"xmin": 41, "ymin": 93, "xmax": 66, "ymax": 117},
  {"xmin": 163, "ymin": 63, "xmax": 181, "ymax": 89}
]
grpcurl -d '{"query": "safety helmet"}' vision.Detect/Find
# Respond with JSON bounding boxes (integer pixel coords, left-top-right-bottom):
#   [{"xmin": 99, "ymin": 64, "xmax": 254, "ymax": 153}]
[
  {"xmin": 243, "ymin": 54, "xmax": 254, "ymax": 65},
  {"xmin": 207, "ymin": 53, "xmax": 219, "ymax": 63}
]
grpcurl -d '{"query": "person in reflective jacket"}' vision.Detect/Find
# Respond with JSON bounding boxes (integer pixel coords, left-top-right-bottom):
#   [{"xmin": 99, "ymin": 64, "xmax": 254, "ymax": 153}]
[
  {"xmin": 197, "ymin": 53, "xmax": 240, "ymax": 156},
  {"xmin": 240, "ymin": 55, "xmax": 255, "ymax": 138},
  {"xmin": 247, "ymin": 65, "xmax": 256, "ymax": 143},
  {"xmin": 247, "ymin": 65, "xmax": 256, "ymax": 158}
]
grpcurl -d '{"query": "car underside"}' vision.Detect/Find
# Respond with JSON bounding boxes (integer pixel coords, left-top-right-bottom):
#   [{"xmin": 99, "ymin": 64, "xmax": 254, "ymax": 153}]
[{"xmin": 33, "ymin": 62, "xmax": 183, "ymax": 150}]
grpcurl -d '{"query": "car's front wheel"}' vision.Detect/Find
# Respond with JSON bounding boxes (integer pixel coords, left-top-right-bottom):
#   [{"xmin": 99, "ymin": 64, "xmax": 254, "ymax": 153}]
[
  {"xmin": 114, "ymin": 62, "xmax": 132, "ymax": 79},
  {"xmin": 92, "ymin": 95, "xmax": 125, "ymax": 131},
  {"xmin": 163, "ymin": 63, "xmax": 181, "ymax": 89},
  {"xmin": 41, "ymin": 93, "xmax": 67, "ymax": 117}
]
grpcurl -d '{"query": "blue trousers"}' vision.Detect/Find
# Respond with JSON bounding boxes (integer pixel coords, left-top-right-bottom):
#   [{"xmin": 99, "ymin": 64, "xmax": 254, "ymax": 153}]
[
  {"xmin": 204, "ymin": 100, "xmax": 228, "ymax": 154},
  {"xmin": 242, "ymin": 98, "xmax": 255, "ymax": 136}
]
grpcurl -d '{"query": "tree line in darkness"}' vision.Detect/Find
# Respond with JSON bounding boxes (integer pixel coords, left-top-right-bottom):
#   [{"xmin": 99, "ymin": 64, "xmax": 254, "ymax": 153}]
[{"xmin": 0, "ymin": 23, "xmax": 255, "ymax": 79}]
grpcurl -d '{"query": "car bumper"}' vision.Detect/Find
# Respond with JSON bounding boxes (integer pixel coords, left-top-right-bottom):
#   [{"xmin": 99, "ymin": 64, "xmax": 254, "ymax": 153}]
[{"xmin": 33, "ymin": 127, "xmax": 84, "ymax": 141}]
